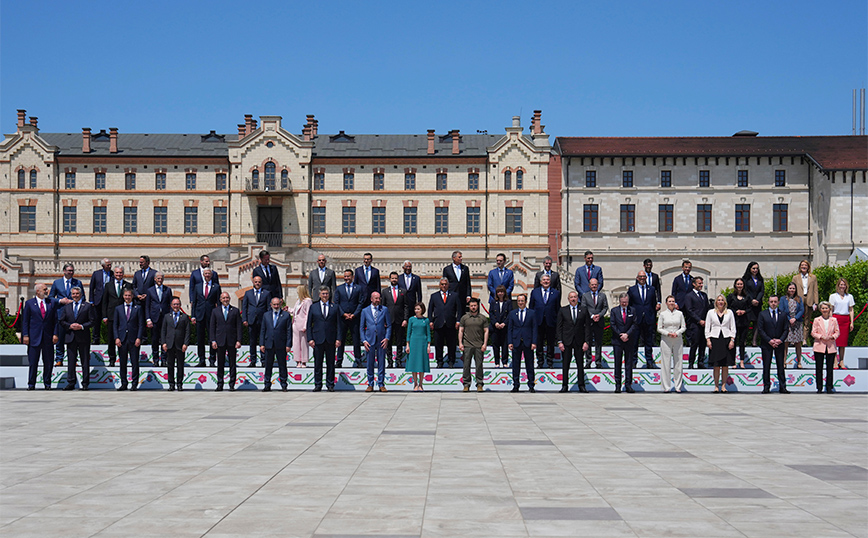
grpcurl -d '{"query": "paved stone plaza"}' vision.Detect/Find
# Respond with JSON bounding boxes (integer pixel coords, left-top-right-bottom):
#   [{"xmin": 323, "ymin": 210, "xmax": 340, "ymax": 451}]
[{"xmin": 1, "ymin": 391, "xmax": 866, "ymax": 537}]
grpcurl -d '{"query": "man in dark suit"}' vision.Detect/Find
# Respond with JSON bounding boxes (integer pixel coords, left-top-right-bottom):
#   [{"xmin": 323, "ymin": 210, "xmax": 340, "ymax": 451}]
[
  {"xmin": 488, "ymin": 253, "xmax": 515, "ymax": 303},
  {"xmin": 757, "ymin": 295, "xmax": 790, "ymax": 394},
  {"xmin": 161, "ymin": 297, "xmax": 190, "ymax": 391},
  {"xmin": 628, "ymin": 271, "xmax": 658, "ymax": 369},
  {"xmin": 361, "ymin": 292, "xmax": 392, "ymax": 392},
  {"xmin": 114, "ymin": 288, "xmax": 145, "ymax": 391},
  {"xmin": 382, "ymin": 272, "xmax": 411, "ymax": 368},
  {"xmin": 260, "ymin": 297, "xmax": 292, "ymax": 391},
  {"xmin": 533, "ymin": 256, "xmax": 561, "ymax": 294},
  {"xmin": 508, "ymin": 293, "xmax": 537, "ymax": 393},
  {"xmin": 58, "ymin": 286, "xmax": 95, "ymax": 390},
  {"xmin": 21, "ymin": 283, "xmax": 60, "ymax": 390},
  {"xmin": 308, "ymin": 253, "xmax": 337, "ymax": 298},
  {"xmin": 253, "ymin": 250, "xmax": 282, "ymax": 301},
  {"xmin": 556, "ymin": 291, "xmax": 591, "ymax": 392},
  {"xmin": 210, "ymin": 292, "xmax": 243, "ymax": 391},
  {"xmin": 581, "ymin": 278, "xmax": 608, "ymax": 368},
  {"xmin": 610, "ymin": 293, "xmax": 638, "ymax": 393},
  {"xmin": 428, "ymin": 278, "xmax": 461, "ymax": 368},
  {"xmin": 643, "ymin": 258, "xmax": 662, "ymax": 307},
  {"xmin": 398, "ymin": 260, "xmax": 423, "ymax": 306},
  {"xmin": 335, "ymin": 269, "xmax": 364, "ymax": 367},
  {"xmin": 189, "ymin": 254, "xmax": 220, "ymax": 303},
  {"xmin": 307, "ymin": 286, "xmax": 344, "ymax": 392},
  {"xmin": 529, "ymin": 274, "xmax": 560, "ymax": 369},
  {"xmin": 191, "ymin": 268, "xmax": 220, "ymax": 367},
  {"xmin": 670, "ymin": 259, "xmax": 694, "ymax": 310},
  {"xmin": 133, "ymin": 255, "xmax": 155, "ymax": 305},
  {"xmin": 145, "ymin": 272, "xmax": 172, "ymax": 366},
  {"xmin": 443, "ymin": 250, "xmax": 472, "ymax": 316},
  {"xmin": 242, "ymin": 275, "xmax": 272, "ymax": 368},
  {"xmin": 354, "ymin": 252, "xmax": 381, "ymax": 308},
  {"xmin": 682, "ymin": 276, "xmax": 709, "ymax": 369},
  {"xmin": 101, "ymin": 266, "xmax": 133, "ymax": 366},
  {"xmin": 49, "ymin": 263, "xmax": 79, "ymax": 366},
  {"xmin": 89, "ymin": 258, "xmax": 112, "ymax": 344},
  {"xmin": 574, "ymin": 250, "xmax": 604, "ymax": 295}
]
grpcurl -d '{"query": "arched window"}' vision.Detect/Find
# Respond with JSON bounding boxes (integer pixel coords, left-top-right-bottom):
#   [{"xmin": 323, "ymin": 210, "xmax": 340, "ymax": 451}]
[
  {"xmin": 30, "ymin": 170, "xmax": 37, "ymax": 189},
  {"xmin": 17, "ymin": 170, "xmax": 25, "ymax": 189},
  {"xmin": 504, "ymin": 170, "xmax": 511, "ymax": 190},
  {"xmin": 516, "ymin": 170, "xmax": 523, "ymax": 190},
  {"xmin": 280, "ymin": 169, "xmax": 288, "ymax": 189},
  {"xmin": 251, "ymin": 169, "xmax": 260, "ymax": 189},
  {"xmin": 264, "ymin": 162, "xmax": 276, "ymax": 190}
]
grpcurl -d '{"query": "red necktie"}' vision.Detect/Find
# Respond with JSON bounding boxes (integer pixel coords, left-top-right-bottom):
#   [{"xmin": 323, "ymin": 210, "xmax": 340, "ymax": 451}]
[
  {"xmin": 39, "ymin": 300, "xmax": 45, "ymax": 318},
  {"xmin": 442, "ymin": 292, "xmax": 447, "ymax": 303},
  {"xmin": 205, "ymin": 283, "xmax": 210, "ymax": 298},
  {"xmin": 587, "ymin": 266, "xmax": 591, "ymax": 279},
  {"xmin": 622, "ymin": 309, "xmax": 626, "ymax": 323},
  {"xmin": 393, "ymin": 288, "xmax": 398, "ymax": 303}
]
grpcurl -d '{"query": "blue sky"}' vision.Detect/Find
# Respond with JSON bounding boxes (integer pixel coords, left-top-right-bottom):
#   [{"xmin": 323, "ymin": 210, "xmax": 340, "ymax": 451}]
[{"xmin": 2, "ymin": 1, "xmax": 866, "ymax": 137}]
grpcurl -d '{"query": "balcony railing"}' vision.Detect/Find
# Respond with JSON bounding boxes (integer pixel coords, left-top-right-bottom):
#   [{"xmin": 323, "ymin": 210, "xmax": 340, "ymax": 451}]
[
  {"xmin": 256, "ymin": 232, "xmax": 283, "ymax": 247},
  {"xmin": 244, "ymin": 178, "xmax": 293, "ymax": 194}
]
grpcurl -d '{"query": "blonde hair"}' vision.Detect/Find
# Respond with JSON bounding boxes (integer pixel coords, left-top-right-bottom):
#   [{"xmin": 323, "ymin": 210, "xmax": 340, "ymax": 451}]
[
  {"xmin": 296, "ymin": 285, "xmax": 310, "ymax": 301},
  {"xmin": 714, "ymin": 294, "xmax": 730, "ymax": 315}
]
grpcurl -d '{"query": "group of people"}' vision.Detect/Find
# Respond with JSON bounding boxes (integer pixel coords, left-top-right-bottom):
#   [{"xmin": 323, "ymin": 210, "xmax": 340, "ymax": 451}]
[{"xmin": 18, "ymin": 250, "xmax": 858, "ymax": 394}]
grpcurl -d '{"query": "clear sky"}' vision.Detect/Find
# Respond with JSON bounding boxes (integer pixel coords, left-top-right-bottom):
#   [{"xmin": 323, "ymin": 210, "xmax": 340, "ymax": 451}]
[{"xmin": 2, "ymin": 1, "xmax": 866, "ymax": 138}]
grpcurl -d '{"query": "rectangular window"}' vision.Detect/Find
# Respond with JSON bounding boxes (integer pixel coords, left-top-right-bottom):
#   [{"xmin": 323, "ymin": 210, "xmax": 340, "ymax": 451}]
[
  {"xmin": 660, "ymin": 170, "xmax": 671, "ymax": 188},
  {"xmin": 435, "ymin": 207, "xmax": 449, "ymax": 234},
  {"xmin": 404, "ymin": 173, "xmax": 415, "ymax": 190},
  {"xmin": 583, "ymin": 204, "xmax": 598, "ymax": 232},
  {"xmin": 184, "ymin": 207, "xmax": 198, "ymax": 233},
  {"xmin": 65, "ymin": 172, "xmax": 75, "ymax": 189},
  {"xmin": 697, "ymin": 204, "xmax": 712, "ymax": 232},
  {"xmin": 93, "ymin": 207, "xmax": 107, "ymax": 233},
  {"xmin": 658, "ymin": 204, "xmax": 673, "ymax": 232},
  {"xmin": 373, "ymin": 173, "xmax": 384, "ymax": 191},
  {"xmin": 125, "ymin": 173, "xmax": 136, "ymax": 190},
  {"xmin": 699, "ymin": 170, "xmax": 710, "ymax": 187},
  {"xmin": 775, "ymin": 170, "xmax": 786, "ymax": 187},
  {"xmin": 773, "ymin": 203, "xmax": 788, "ymax": 232},
  {"xmin": 95, "ymin": 172, "xmax": 105, "ymax": 190},
  {"xmin": 19, "ymin": 206, "xmax": 36, "ymax": 232},
  {"xmin": 436, "ymin": 173, "xmax": 447, "ymax": 191},
  {"xmin": 154, "ymin": 207, "xmax": 167, "ymax": 234},
  {"xmin": 264, "ymin": 166, "xmax": 275, "ymax": 190},
  {"xmin": 216, "ymin": 173, "xmax": 227, "ymax": 190},
  {"xmin": 735, "ymin": 204, "xmax": 750, "ymax": 232},
  {"xmin": 620, "ymin": 204, "xmax": 635, "ymax": 232},
  {"xmin": 185, "ymin": 173, "xmax": 196, "ymax": 190},
  {"xmin": 155, "ymin": 173, "xmax": 166, "ymax": 190},
  {"xmin": 314, "ymin": 172, "xmax": 325, "ymax": 190},
  {"xmin": 372, "ymin": 207, "xmax": 386, "ymax": 234},
  {"xmin": 585, "ymin": 170, "xmax": 596, "ymax": 188},
  {"xmin": 62, "ymin": 206, "xmax": 76, "ymax": 232},
  {"xmin": 516, "ymin": 170, "xmax": 523, "ymax": 190},
  {"xmin": 17, "ymin": 170, "xmax": 25, "ymax": 189},
  {"xmin": 123, "ymin": 207, "xmax": 137, "ymax": 233},
  {"xmin": 468, "ymin": 172, "xmax": 479, "ymax": 190},
  {"xmin": 737, "ymin": 170, "xmax": 749, "ymax": 187},
  {"xmin": 466, "ymin": 207, "xmax": 480, "ymax": 234},
  {"xmin": 505, "ymin": 207, "xmax": 522, "ymax": 234},
  {"xmin": 213, "ymin": 207, "xmax": 227, "ymax": 234},
  {"xmin": 622, "ymin": 170, "xmax": 633, "ymax": 188},
  {"xmin": 312, "ymin": 207, "xmax": 326, "ymax": 234},
  {"xmin": 343, "ymin": 173, "xmax": 354, "ymax": 190},
  {"xmin": 30, "ymin": 170, "xmax": 36, "ymax": 189},
  {"xmin": 403, "ymin": 207, "xmax": 417, "ymax": 234},
  {"xmin": 342, "ymin": 207, "xmax": 356, "ymax": 234}
]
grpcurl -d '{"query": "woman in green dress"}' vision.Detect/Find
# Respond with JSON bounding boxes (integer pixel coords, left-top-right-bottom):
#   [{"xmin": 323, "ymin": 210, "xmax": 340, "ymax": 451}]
[{"xmin": 405, "ymin": 302, "xmax": 431, "ymax": 391}]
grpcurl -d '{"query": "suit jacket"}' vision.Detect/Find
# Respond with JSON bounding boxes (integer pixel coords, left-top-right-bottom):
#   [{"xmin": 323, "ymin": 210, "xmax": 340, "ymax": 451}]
[
  {"xmin": 397, "ymin": 272, "xmax": 423, "ymax": 306},
  {"xmin": 308, "ymin": 266, "xmax": 337, "ymax": 297},
  {"xmin": 744, "ymin": 275, "xmax": 765, "ymax": 309},
  {"xmin": 528, "ymin": 287, "xmax": 561, "ymax": 326},
  {"xmin": 354, "ymin": 265, "xmax": 381, "ymax": 306},
  {"xmin": 779, "ymin": 296, "xmax": 805, "ymax": 323},
  {"xmin": 705, "ymin": 309, "xmax": 737, "ymax": 339},
  {"xmin": 191, "ymin": 280, "xmax": 221, "ymax": 322},
  {"xmin": 89, "ymin": 269, "xmax": 113, "ymax": 307},
  {"xmin": 682, "ymin": 290, "xmax": 710, "ymax": 326},
  {"xmin": 145, "ymin": 285, "xmax": 173, "ymax": 325},
  {"xmin": 670, "ymin": 272, "xmax": 694, "ymax": 308},
  {"xmin": 507, "ymin": 308, "xmax": 537, "ymax": 348},
  {"xmin": 644, "ymin": 271, "xmax": 662, "ymax": 304},
  {"xmin": 756, "ymin": 308, "xmax": 788, "ymax": 347},
  {"xmin": 361, "ymin": 305, "xmax": 392, "ymax": 346},
  {"xmin": 113, "ymin": 303, "xmax": 145, "ymax": 345},
  {"xmin": 133, "ymin": 268, "xmax": 156, "ymax": 298},
  {"xmin": 443, "ymin": 263, "xmax": 472, "ymax": 304},
  {"xmin": 21, "ymin": 298, "xmax": 59, "ymax": 347},
  {"xmin": 627, "ymin": 284, "xmax": 657, "ymax": 325},
  {"xmin": 242, "ymin": 288, "xmax": 272, "ymax": 326},
  {"xmin": 574, "ymin": 264, "xmax": 604, "ymax": 295},
  {"xmin": 610, "ymin": 305, "xmax": 638, "ymax": 343},
  {"xmin": 161, "ymin": 311, "xmax": 191, "ymax": 350},
  {"xmin": 59, "ymin": 301, "xmax": 95, "ymax": 344},
  {"xmin": 580, "ymin": 290, "xmax": 609, "ymax": 320},
  {"xmin": 487, "ymin": 268, "xmax": 515, "ymax": 301},
  {"xmin": 49, "ymin": 277, "xmax": 83, "ymax": 303},
  {"xmin": 334, "ymin": 283, "xmax": 364, "ymax": 319},
  {"xmin": 793, "ymin": 273, "xmax": 819, "ymax": 307},
  {"xmin": 102, "ymin": 279, "xmax": 134, "ymax": 321},
  {"xmin": 210, "ymin": 304, "xmax": 243, "ymax": 347},
  {"xmin": 533, "ymin": 270, "xmax": 561, "ymax": 293},
  {"xmin": 489, "ymin": 300, "xmax": 512, "ymax": 329},
  {"xmin": 428, "ymin": 290, "xmax": 461, "ymax": 329},
  {"xmin": 382, "ymin": 285, "xmax": 411, "ymax": 326},
  {"xmin": 189, "ymin": 267, "xmax": 221, "ymax": 302},
  {"xmin": 556, "ymin": 304, "xmax": 591, "ymax": 348},
  {"xmin": 306, "ymin": 301, "xmax": 344, "ymax": 345},
  {"xmin": 252, "ymin": 263, "xmax": 283, "ymax": 300},
  {"xmin": 260, "ymin": 309, "xmax": 292, "ymax": 350}
]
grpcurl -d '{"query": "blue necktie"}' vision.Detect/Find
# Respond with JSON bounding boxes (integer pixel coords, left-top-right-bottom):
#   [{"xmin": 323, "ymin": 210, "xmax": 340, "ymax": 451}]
[
  {"xmin": 73, "ymin": 302, "xmax": 79, "ymax": 319},
  {"xmin": 65, "ymin": 280, "xmax": 70, "ymax": 296}
]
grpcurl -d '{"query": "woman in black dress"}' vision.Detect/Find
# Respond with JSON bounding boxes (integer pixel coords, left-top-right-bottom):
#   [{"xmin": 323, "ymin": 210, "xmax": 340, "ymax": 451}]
[
  {"xmin": 727, "ymin": 278, "xmax": 751, "ymax": 368},
  {"xmin": 489, "ymin": 285, "xmax": 512, "ymax": 367},
  {"xmin": 743, "ymin": 262, "xmax": 764, "ymax": 346},
  {"xmin": 705, "ymin": 294, "xmax": 736, "ymax": 393}
]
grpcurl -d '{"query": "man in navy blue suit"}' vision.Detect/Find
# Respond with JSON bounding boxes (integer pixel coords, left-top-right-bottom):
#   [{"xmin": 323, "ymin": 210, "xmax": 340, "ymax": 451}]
[
  {"xmin": 58, "ymin": 286, "xmax": 96, "ymax": 390},
  {"xmin": 682, "ymin": 276, "xmax": 709, "ymax": 369},
  {"xmin": 114, "ymin": 289, "xmax": 145, "ymax": 390},
  {"xmin": 252, "ymin": 250, "xmax": 283, "ymax": 301},
  {"xmin": 101, "ymin": 266, "xmax": 133, "ymax": 366},
  {"xmin": 21, "ymin": 283, "xmax": 60, "ymax": 390},
  {"xmin": 398, "ymin": 260, "xmax": 423, "ymax": 306},
  {"xmin": 242, "ymin": 275, "xmax": 272, "ymax": 367},
  {"xmin": 487, "ymin": 253, "xmax": 514, "ymax": 303},
  {"xmin": 529, "ymin": 274, "xmax": 560, "ymax": 368},
  {"xmin": 443, "ymin": 250, "xmax": 472, "ymax": 317},
  {"xmin": 643, "ymin": 259, "xmax": 662, "ymax": 308},
  {"xmin": 354, "ymin": 252, "xmax": 381, "ymax": 309},
  {"xmin": 48, "ymin": 263, "xmax": 79, "ymax": 366},
  {"xmin": 428, "ymin": 278, "xmax": 461, "ymax": 368},
  {"xmin": 89, "ymin": 258, "xmax": 113, "ymax": 344},
  {"xmin": 574, "ymin": 251, "xmax": 604, "ymax": 295},
  {"xmin": 508, "ymin": 293, "xmax": 538, "ymax": 393},
  {"xmin": 361, "ymin": 291, "xmax": 392, "ymax": 392},
  {"xmin": 534, "ymin": 256, "xmax": 561, "ymax": 294},
  {"xmin": 757, "ymin": 295, "xmax": 790, "ymax": 394},
  {"xmin": 191, "ymin": 268, "xmax": 220, "ymax": 367},
  {"xmin": 189, "ymin": 254, "xmax": 220, "ymax": 303},
  {"xmin": 133, "ymin": 255, "xmax": 155, "ymax": 305},
  {"xmin": 210, "ymin": 292, "xmax": 243, "ymax": 391},
  {"xmin": 307, "ymin": 286, "xmax": 344, "ymax": 392},
  {"xmin": 145, "ymin": 272, "xmax": 172, "ymax": 366},
  {"xmin": 670, "ymin": 260, "xmax": 694, "ymax": 310},
  {"xmin": 335, "ymin": 269, "xmax": 364, "ymax": 367},
  {"xmin": 260, "ymin": 297, "xmax": 292, "ymax": 391},
  {"xmin": 628, "ymin": 271, "xmax": 658, "ymax": 369},
  {"xmin": 610, "ymin": 293, "xmax": 638, "ymax": 393}
]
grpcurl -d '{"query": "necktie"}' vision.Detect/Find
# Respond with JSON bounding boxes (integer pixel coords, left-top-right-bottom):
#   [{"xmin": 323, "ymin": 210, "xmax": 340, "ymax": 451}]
[
  {"xmin": 224, "ymin": 306, "xmax": 228, "ymax": 320},
  {"xmin": 273, "ymin": 312, "xmax": 278, "ymax": 326},
  {"xmin": 74, "ymin": 302, "xmax": 79, "ymax": 319},
  {"xmin": 647, "ymin": 274, "xmax": 652, "ymax": 287},
  {"xmin": 126, "ymin": 304, "xmax": 131, "ymax": 320},
  {"xmin": 205, "ymin": 283, "xmax": 210, "ymax": 298},
  {"xmin": 640, "ymin": 286, "xmax": 645, "ymax": 302},
  {"xmin": 255, "ymin": 290, "xmax": 260, "ymax": 304},
  {"xmin": 117, "ymin": 281, "xmax": 121, "ymax": 297},
  {"xmin": 157, "ymin": 287, "xmax": 162, "ymax": 301},
  {"xmin": 39, "ymin": 300, "xmax": 45, "ymax": 318},
  {"xmin": 622, "ymin": 309, "xmax": 626, "ymax": 323},
  {"xmin": 393, "ymin": 287, "xmax": 398, "ymax": 303},
  {"xmin": 454, "ymin": 265, "xmax": 461, "ymax": 281},
  {"xmin": 572, "ymin": 306, "xmax": 576, "ymax": 322},
  {"xmin": 174, "ymin": 313, "xmax": 179, "ymax": 325},
  {"xmin": 348, "ymin": 284, "xmax": 353, "ymax": 296},
  {"xmin": 772, "ymin": 310, "xmax": 777, "ymax": 323},
  {"xmin": 544, "ymin": 289, "xmax": 548, "ymax": 303},
  {"xmin": 593, "ymin": 292, "xmax": 597, "ymax": 306},
  {"xmin": 685, "ymin": 274, "xmax": 689, "ymax": 286},
  {"xmin": 520, "ymin": 310, "xmax": 524, "ymax": 323},
  {"xmin": 587, "ymin": 266, "xmax": 591, "ymax": 279},
  {"xmin": 265, "ymin": 265, "xmax": 270, "ymax": 279},
  {"xmin": 405, "ymin": 275, "xmax": 411, "ymax": 289},
  {"xmin": 65, "ymin": 280, "xmax": 70, "ymax": 296},
  {"xmin": 104, "ymin": 271, "xmax": 110, "ymax": 284},
  {"xmin": 143, "ymin": 269, "xmax": 148, "ymax": 281},
  {"xmin": 499, "ymin": 269, "xmax": 504, "ymax": 281},
  {"xmin": 322, "ymin": 302, "xmax": 327, "ymax": 317},
  {"xmin": 442, "ymin": 292, "xmax": 447, "ymax": 303},
  {"xmin": 365, "ymin": 267, "xmax": 370, "ymax": 283},
  {"xmin": 373, "ymin": 306, "xmax": 379, "ymax": 323}
]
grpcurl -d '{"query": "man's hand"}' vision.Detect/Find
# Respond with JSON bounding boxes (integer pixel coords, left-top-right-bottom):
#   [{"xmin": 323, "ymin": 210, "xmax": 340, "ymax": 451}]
[
  {"xmin": 235, "ymin": 341, "xmax": 241, "ymax": 349},
  {"xmin": 181, "ymin": 345, "xmax": 187, "ymax": 352},
  {"xmin": 699, "ymin": 320, "xmax": 705, "ymax": 327},
  {"xmin": 380, "ymin": 338, "xmax": 388, "ymax": 349},
  {"xmin": 102, "ymin": 318, "xmax": 108, "ymax": 325},
  {"xmin": 70, "ymin": 323, "xmax": 83, "ymax": 331},
  {"xmin": 459, "ymin": 343, "xmax": 466, "ymax": 352},
  {"xmin": 582, "ymin": 343, "xmax": 589, "ymax": 352},
  {"xmin": 115, "ymin": 338, "xmax": 122, "ymax": 347},
  {"xmin": 260, "ymin": 346, "xmax": 266, "ymax": 353},
  {"xmin": 530, "ymin": 344, "xmax": 537, "ymax": 351},
  {"xmin": 655, "ymin": 304, "xmax": 661, "ymax": 311},
  {"xmin": 147, "ymin": 320, "xmax": 153, "ymax": 329},
  {"xmin": 620, "ymin": 333, "xmax": 629, "ymax": 342},
  {"xmin": 22, "ymin": 336, "xmax": 29, "ymax": 345},
  {"xmin": 592, "ymin": 314, "xmax": 600, "ymax": 322},
  {"xmin": 191, "ymin": 318, "xmax": 197, "ymax": 325},
  {"xmin": 402, "ymin": 320, "xmax": 407, "ymax": 328},
  {"xmin": 212, "ymin": 342, "xmax": 218, "ymax": 349},
  {"xmin": 243, "ymin": 321, "xmax": 248, "ymax": 327},
  {"xmin": 335, "ymin": 340, "xmax": 341, "ymax": 348},
  {"xmin": 308, "ymin": 339, "xmax": 315, "ymax": 348},
  {"xmin": 162, "ymin": 344, "xmax": 168, "ymax": 352},
  {"xmin": 509, "ymin": 344, "xmax": 514, "ymax": 351},
  {"xmin": 454, "ymin": 322, "xmax": 460, "ymax": 330},
  {"xmin": 364, "ymin": 341, "xmax": 371, "ymax": 352},
  {"xmin": 134, "ymin": 338, "xmax": 141, "ymax": 347}
]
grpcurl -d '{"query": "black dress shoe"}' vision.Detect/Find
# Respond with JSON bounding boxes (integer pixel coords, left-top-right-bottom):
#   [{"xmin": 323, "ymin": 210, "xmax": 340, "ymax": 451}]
[
  {"xmin": 26, "ymin": 386, "xmax": 34, "ymax": 391},
  {"xmin": 81, "ymin": 386, "xmax": 89, "ymax": 391},
  {"xmin": 625, "ymin": 386, "xmax": 635, "ymax": 393},
  {"xmin": 44, "ymin": 386, "xmax": 52, "ymax": 391},
  {"xmin": 248, "ymin": 362, "xmax": 256, "ymax": 368},
  {"xmin": 510, "ymin": 387, "xmax": 519, "ymax": 393},
  {"xmin": 762, "ymin": 388, "xmax": 770, "ymax": 394},
  {"xmin": 614, "ymin": 387, "xmax": 621, "ymax": 393},
  {"xmin": 281, "ymin": 385, "xmax": 288, "ymax": 392},
  {"xmin": 215, "ymin": 386, "xmax": 223, "ymax": 392},
  {"xmin": 168, "ymin": 386, "xmax": 176, "ymax": 391},
  {"xmin": 177, "ymin": 387, "xmax": 184, "ymax": 391},
  {"xmin": 817, "ymin": 389, "xmax": 823, "ymax": 394},
  {"xmin": 779, "ymin": 388, "xmax": 790, "ymax": 394},
  {"xmin": 263, "ymin": 385, "xmax": 271, "ymax": 392},
  {"xmin": 130, "ymin": 386, "xmax": 138, "ymax": 391},
  {"xmin": 312, "ymin": 387, "xmax": 322, "ymax": 392},
  {"xmin": 209, "ymin": 362, "xmax": 216, "ymax": 368},
  {"xmin": 109, "ymin": 361, "xmax": 116, "ymax": 367},
  {"xmin": 579, "ymin": 386, "xmax": 589, "ymax": 393},
  {"xmin": 117, "ymin": 385, "xmax": 128, "ymax": 391},
  {"xmin": 63, "ymin": 385, "xmax": 75, "ymax": 391},
  {"xmin": 584, "ymin": 360, "xmax": 592, "ymax": 368},
  {"xmin": 327, "ymin": 387, "xmax": 335, "ymax": 392},
  {"xmin": 547, "ymin": 362, "xmax": 554, "ymax": 369},
  {"xmin": 528, "ymin": 387, "xmax": 536, "ymax": 393},
  {"xmin": 559, "ymin": 386, "xmax": 568, "ymax": 393},
  {"xmin": 196, "ymin": 361, "xmax": 205, "ymax": 367},
  {"xmin": 229, "ymin": 386, "xmax": 235, "ymax": 392},
  {"xmin": 436, "ymin": 363, "xmax": 444, "ymax": 369}
]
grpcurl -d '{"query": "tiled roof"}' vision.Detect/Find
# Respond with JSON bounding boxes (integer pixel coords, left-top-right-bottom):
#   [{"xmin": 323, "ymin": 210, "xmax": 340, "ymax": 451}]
[
  {"xmin": 41, "ymin": 132, "xmax": 233, "ymax": 157},
  {"xmin": 311, "ymin": 134, "xmax": 505, "ymax": 157}
]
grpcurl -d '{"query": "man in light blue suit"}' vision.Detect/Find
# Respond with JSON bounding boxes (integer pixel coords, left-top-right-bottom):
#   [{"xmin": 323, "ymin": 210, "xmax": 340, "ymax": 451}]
[
  {"xmin": 48, "ymin": 263, "xmax": 79, "ymax": 366},
  {"xmin": 487, "ymin": 253, "xmax": 514, "ymax": 303},
  {"xmin": 361, "ymin": 291, "xmax": 391, "ymax": 392},
  {"xmin": 574, "ymin": 250, "xmax": 604, "ymax": 295}
]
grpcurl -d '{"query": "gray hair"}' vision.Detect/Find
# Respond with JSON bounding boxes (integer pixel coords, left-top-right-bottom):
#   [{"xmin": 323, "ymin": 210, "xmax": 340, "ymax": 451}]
[
  {"xmin": 618, "ymin": 293, "xmax": 629, "ymax": 300},
  {"xmin": 818, "ymin": 300, "xmax": 832, "ymax": 311},
  {"xmin": 70, "ymin": 286, "xmax": 84, "ymax": 295},
  {"xmin": 154, "ymin": 271, "xmax": 164, "ymax": 279}
]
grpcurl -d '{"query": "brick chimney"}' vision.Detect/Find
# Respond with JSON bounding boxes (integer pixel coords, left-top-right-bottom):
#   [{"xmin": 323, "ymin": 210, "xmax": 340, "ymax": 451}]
[
  {"xmin": 244, "ymin": 114, "xmax": 253, "ymax": 136},
  {"xmin": 451, "ymin": 130, "xmax": 460, "ymax": 155},
  {"xmin": 109, "ymin": 128, "xmax": 118, "ymax": 153},
  {"xmin": 29, "ymin": 117, "xmax": 38, "ymax": 128},
  {"xmin": 82, "ymin": 128, "xmax": 92, "ymax": 153},
  {"xmin": 251, "ymin": 119, "xmax": 258, "ymax": 131},
  {"xmin": 237, "ymin": 124, "xmax": 246, "ymax": 138},
  {"xmin": 302, "ymin": 125, "xmax": 312, "ymax": 141},
  {"xmin": 17, "ymin": 109, "xmax": 26, "ymax": 128},
  {"xmin": 312, "ymin": 118, "xmax": 318, "ymax": 138},
  {"xmin": 427, "ymin": 130, "xmax": 435, "ymax": 155},
  {"xmin": 532, "ymin": 110, "xmax": 543, "ymax": 134}
]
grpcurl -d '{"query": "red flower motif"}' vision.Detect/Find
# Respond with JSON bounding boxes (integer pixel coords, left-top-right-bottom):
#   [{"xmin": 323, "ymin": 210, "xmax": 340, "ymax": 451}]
[
  {"xmin": 591, "ymin": 375, "xmax": 600, "ymax": 383},
  {"xmin": 198, "ymin": 375, "xmax": 207, "ymax": 383},
  {"xmin": 688, "ymin": 375, "xmax": 697, "ymax": 382},
  {"xmin": 555, "ymin": 374, "xmax": 563, "ymax": 381},
  {"xmin": 844, "ymin": 375, "xmax": 856, "ymax": 387},
  {"xmin": 424, "ymin": 374, "xmax": 433, "ymax": 382},
  {"xmin": 726, "ymin": 376, "xmax": 733, "ymax": 385}
]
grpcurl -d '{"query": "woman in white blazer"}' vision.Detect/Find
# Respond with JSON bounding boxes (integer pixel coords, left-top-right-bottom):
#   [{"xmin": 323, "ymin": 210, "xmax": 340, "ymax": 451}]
[
  {"xmin": 657, "ymin": 295, "xmax": 686, "ymax": 393},
  {"xmin": 705, "ymin": 295, "xmax": 736, "ymax": 393}
]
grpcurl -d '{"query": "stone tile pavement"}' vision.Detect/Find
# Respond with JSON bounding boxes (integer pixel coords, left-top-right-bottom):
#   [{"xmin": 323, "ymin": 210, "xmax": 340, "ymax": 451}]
[{"xmin": 1, "ymin": 390, "xmax": 866, "ymax": 537}]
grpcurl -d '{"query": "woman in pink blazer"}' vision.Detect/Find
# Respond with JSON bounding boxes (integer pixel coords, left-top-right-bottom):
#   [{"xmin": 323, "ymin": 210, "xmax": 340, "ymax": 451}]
[
  {"xmin": 291, "ymin": 285, "xmax": 312, "ymax": 367},
  {"xmin": 811, "ymin": 301, "xmax": 840, "ymax": 394}
]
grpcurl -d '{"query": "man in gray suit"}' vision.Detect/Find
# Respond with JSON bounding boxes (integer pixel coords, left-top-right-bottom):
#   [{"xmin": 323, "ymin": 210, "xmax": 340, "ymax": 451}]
[
  {"xmin": 581, "ymin": 278, "xmax": 608, "ymax": 368},
  {"xmin": 161, "ymin": 297, "xmax": 190, "ymax": 391},
  {"xmin": 308, "ymin": 254, "xmax": 336, "ymax": 298}
]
